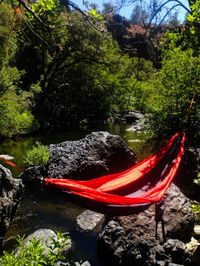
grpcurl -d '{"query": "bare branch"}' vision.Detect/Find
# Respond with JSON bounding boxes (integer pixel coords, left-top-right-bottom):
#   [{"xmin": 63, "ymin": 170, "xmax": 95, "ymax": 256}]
[
  {"xmin": 159, "ymin": 4, "xmax": 180, "ymax": 26},
  {"xmin": 62, "ymin": 0, "xmax": 105, "ymax": 32},
  {"xmin": 23, "ymin": 18, "xmax": 50, "ymax": 47}
]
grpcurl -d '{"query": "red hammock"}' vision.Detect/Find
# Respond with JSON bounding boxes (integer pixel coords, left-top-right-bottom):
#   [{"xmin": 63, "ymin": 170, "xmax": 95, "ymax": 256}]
[{"xmin": 45, "ymin": 132, "xmax": 185, "ymax": 215}]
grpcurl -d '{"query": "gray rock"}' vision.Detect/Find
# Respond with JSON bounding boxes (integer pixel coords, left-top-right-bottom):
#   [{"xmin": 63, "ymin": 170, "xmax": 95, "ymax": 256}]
[
  {"xmin": 191, "ymin": 245, "xmax": 200, "ymax": 266},
  {"xmin": 0, "ymin": 155, "xmax": 14, "ymax": 160},
  {"xmin": 98, "ymin": 183, "xmax": 195, "ymax": 266},
  {"xmin": 55, "ymin": 260, "xmax": 91, "ymax": 266},
  {"xmin": 16, "ymin": 229, "xmax": 71, "ymax": 257},
  {"xmin": 126, "ymin": 117, "xmax": 146, "ymax": 132},
  {"xmin": 20, "ymin": 166, "xmax": 44, "ymax": 185},
  {"xmin": 76, "ymin": 210, "xmax": 104, "ymax": 233},
  {"xmin": 186, "ymin": 237, "xmax": 200, "ymax": 266},
  {"xmin": 20, "ymin": 131, "xmax": 136, "ymax": 183},
  {"xmin": 0, "ymin": 165, "xmax": 24, "ymax": 246},
  {"xmin": 174, "ymin": 147, "xmax": 200, "ymax": 199},
  {"xmin": 193, "ymin": 225, "xmax": 200, "ymax": 240},
  {"xmin": 74, "ymin": 261, "xmax": 91, "ymax": 266},
  {"xmin": 123, "ymin": 111, "xmax": 144, "ymax": 124}
]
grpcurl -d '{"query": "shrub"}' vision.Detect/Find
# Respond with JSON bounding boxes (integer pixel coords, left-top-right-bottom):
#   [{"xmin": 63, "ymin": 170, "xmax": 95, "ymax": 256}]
[
  {"xmin": 148, "ymin": 32, "xmax": 200, "ymax": 141},
  {"xmin": 24, "ymin": 142, "xmax": 50, "ymax": 167},
  {"xmin": 0, "ymin": 92, "xmax": 36, "ymax": 138},
  {"xmin": 0, "ymin": 231, "xmax": 79, "ymax": 265}
]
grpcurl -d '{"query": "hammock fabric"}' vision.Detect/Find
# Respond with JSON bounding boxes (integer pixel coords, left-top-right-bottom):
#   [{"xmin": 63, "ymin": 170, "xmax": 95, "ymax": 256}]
[{"xmin": 45, "ymin": 132, "xmax": 185, "ymax": 216}]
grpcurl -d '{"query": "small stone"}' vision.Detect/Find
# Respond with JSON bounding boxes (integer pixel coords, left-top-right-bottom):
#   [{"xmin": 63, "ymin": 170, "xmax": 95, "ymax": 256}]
[
  {"xmin": 186, "ymin": 237, "xmax": 200, "ymax": 254},
  {"xmin": 0, "ymin": 155, "xmax": 14, "ymax": 160},
  {"xmin": 191, "ymin": 245, "xmax": 200, "ymax": 266},
  {"xmin": 128, "ymin": 139, "xmax": 141, "ymax": 143},
  {"xmin": 76, "ymin": 210, "xmax": 104, "ymax": 232},
  {"xmin": 193, "ymin": 225, "xmax": 200, "ymax": 239}
]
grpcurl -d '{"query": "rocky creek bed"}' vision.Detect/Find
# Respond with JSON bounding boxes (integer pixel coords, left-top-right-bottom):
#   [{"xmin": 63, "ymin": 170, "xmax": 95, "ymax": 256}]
[{"xmin": 0, "ymin": 125, "xmax": 200, "ymax": 265}]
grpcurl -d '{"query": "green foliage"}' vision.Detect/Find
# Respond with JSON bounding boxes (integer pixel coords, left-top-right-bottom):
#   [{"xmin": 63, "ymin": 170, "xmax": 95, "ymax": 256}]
[
  {"xmin": 191, "ymin": 203, "xmax": 200, "ymax": 219},
  {"xmin": 186, "ymin": 0, "xmax": 200, "ymax": 51},
  {"xmin": 0, "ymin": 231, "xmax": 76, "ymax": 265},
  {"xmin": 187, "ymin": 0, "xmax": 200, "ymax": 27},
  {"xmin": 147, "ymin": 31, "xmax": 200, "ymax": 139},
  {"xmin": 0, "ymin": 92, "xmax": 36, "ymax": 137},
  {"xmin": 0, "ymin": 2, "xmax": 16, "ymax": 69},
  {"xmin": 89, "ymin": 9, "xmax": 103, "ymax": 19},
  {"xmin": 21, "ymin": 10, "xmax": 143, "ymax": 128},
  {"xmin": 24, "ymin": 142, "xmax": 50, "ymax": 167}
]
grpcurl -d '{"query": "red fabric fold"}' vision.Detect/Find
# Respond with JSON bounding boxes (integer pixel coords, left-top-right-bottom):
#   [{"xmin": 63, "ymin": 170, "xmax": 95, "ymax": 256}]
[{"xmin": 45, "ymin": 132, "xmax": 185, "ymax": 207}]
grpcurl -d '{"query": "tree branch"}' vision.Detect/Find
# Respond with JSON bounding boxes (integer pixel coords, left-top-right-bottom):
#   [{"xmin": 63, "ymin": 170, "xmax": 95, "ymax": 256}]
[
  {"xmin": 62, "ymin": 0, "xmax": 105, "ymax": 32},
  {"xmin": 18, "ymin": 0, "xmax": 53, "ymax": 31},
  {"xmin": 57, "ymin": 57, "xmax": 109, "ymax": 72}
]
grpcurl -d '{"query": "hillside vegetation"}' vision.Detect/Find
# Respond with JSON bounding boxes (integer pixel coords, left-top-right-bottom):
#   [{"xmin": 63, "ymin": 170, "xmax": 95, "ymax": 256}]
[{"xmin": 0, "ymin": 0, "xmax": 200, "ymax": 145}]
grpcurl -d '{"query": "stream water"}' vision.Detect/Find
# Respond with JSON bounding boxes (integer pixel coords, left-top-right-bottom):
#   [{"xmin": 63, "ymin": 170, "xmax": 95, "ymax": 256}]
[{"xmin": 0, "ymin": 123, "xmax": 156, "ymax": 265}]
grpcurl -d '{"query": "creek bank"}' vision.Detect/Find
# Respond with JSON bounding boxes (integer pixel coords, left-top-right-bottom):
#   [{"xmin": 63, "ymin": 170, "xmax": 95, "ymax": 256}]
[
  {"xmin": 97, "ymin": 183, "xmax": 196, "ymax": 266},
  {"xmin": 0, "ymin": 165, "xmax": 24, "ymax": 247},
  {"xmin": 20, "ymin": 131, "xmax": 136, "ymax": 184},
  {"xmin": 15, "ymin": 130, "xmax": 199, "ymax": 265}
]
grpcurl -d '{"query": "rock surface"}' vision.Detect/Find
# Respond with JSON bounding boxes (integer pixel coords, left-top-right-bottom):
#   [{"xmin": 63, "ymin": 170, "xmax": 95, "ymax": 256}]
[
  {"xmin": 186, "ymin": 237, "xmax": 200, "ymax": 266},
  {"xmin": 193, "ymin": 225, "xmax": 200, "ymax": 240},
  {"xmin": 0, "ymin": 165, "xmax": 24, "ymax": 246},
  {"xmin": 174, "ymin": 147, "xmax": 200, "ymax": 200},
  {"xmin": 20, "ymin": 131, "xmax": 136, "ymax": 184},
  {"xmin": 122, "ymin": 111, "xmax": 144, "ymax": 125},
  {"xmin": 76, "ymin": 210, "xmax": 104, "ymax": 233},
  {"xmin": 98, "ymin": 183, "xmax": 195, "ymax": 266},
  {"xmin": 126, "ymin": 117, "xmax": 146, "ymax": 133}
]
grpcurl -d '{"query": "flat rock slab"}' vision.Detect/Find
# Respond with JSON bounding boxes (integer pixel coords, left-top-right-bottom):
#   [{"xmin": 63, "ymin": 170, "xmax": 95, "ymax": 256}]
[
  {"xmin": 76, "ymin": 210, "xmax": 104, "ymax": 233},
  {"xmin": 98, "ymin": 183, "xmax": 196, "ymax": 265}
]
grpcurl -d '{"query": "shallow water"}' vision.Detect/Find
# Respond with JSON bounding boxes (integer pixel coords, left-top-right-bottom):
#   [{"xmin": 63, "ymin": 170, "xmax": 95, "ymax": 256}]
[{"xmin": 0, "ymin": 124, "xmax": 155, "ymax": 265}]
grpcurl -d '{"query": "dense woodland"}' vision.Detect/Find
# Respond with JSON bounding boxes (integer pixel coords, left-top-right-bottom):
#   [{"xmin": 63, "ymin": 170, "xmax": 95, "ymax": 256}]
[{"xmin": 0, "ymin": 0, "xmax": 200, "ymax": 145}]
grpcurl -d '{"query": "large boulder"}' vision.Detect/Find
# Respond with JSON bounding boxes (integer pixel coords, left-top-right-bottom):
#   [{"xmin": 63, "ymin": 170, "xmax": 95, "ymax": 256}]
[
  {"xmin": 175, "ymin": 147, "xmax": 200, "ymax": 200},
  {"xmin": 0, "ymin": 165, "xmax": 24, "ymax": 246},
  {"xmin": 20, "ymin": 131, "xmax": 136, "ymax": 184},
  {"xmin": 97, "ymin": 183, "xmax": 196, "ymax": 266}
]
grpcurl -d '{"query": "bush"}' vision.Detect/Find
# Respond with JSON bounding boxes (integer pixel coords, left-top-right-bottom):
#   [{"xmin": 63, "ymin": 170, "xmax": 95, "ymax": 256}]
[
  {"xmin": 0, "ymin": 232, "xmax": 79, "ymax": 265},
  {"xmin": 0, "ymin": 92, "xmax": 37, "ymax": 138},
  {"xmin": 148, "ymin": 32, "xmax": 200, "ymax": 140},
  {"xmin": 24, "ymin": 142, "xmax": 50, "ymax": 167}
]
